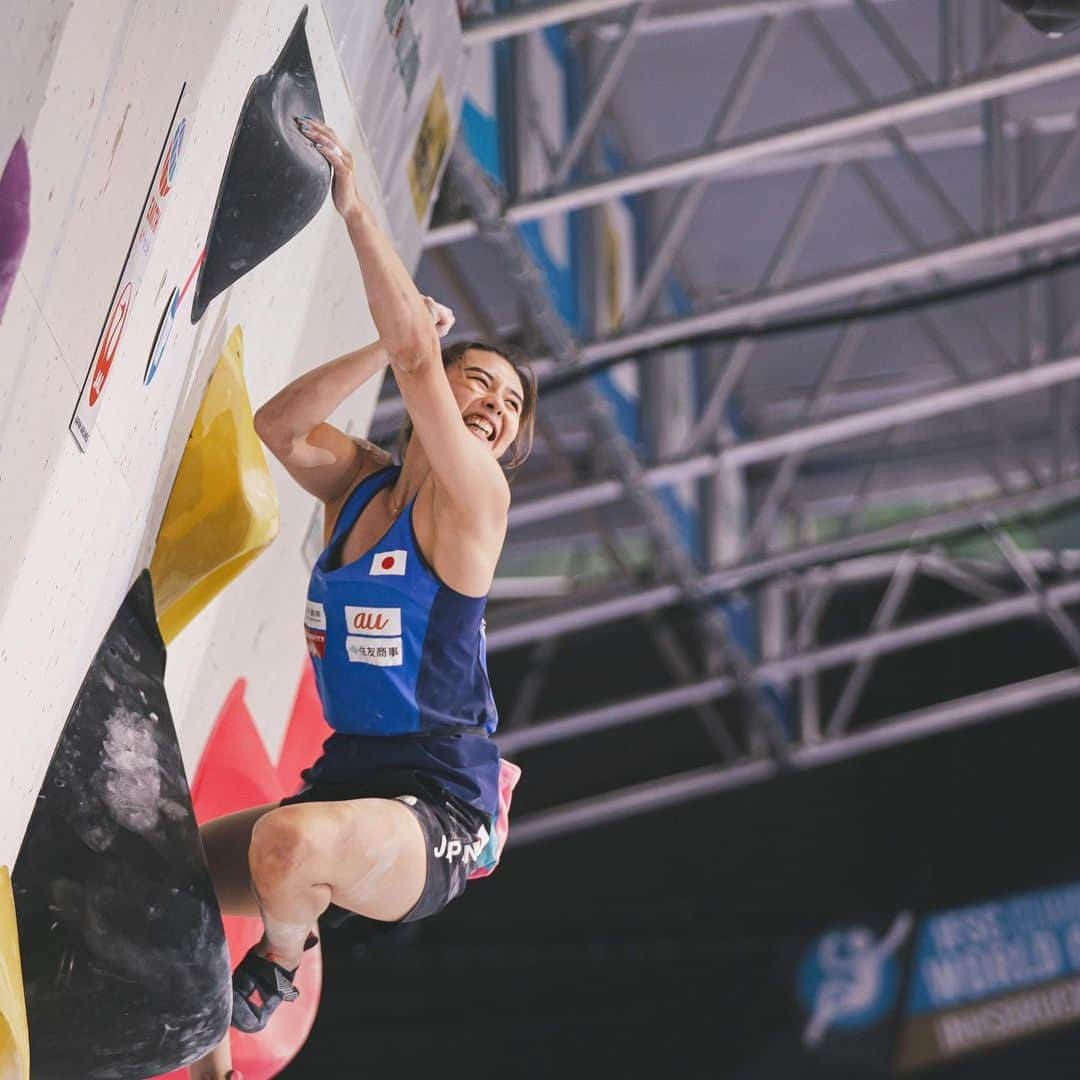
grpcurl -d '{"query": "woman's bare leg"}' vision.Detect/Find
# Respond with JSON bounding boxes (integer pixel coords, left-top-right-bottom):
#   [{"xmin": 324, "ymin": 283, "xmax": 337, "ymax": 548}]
[
  {"xmin": 245, "ymin": 797, "xmax": 427, "ymax": 970},
  {"xmin": 189, "ymin": 803, "xmax": 278, "ymax": 1078},
  {"xmin": 199, "ymin": 803, "xmax": 280, "ymax": 917},
  {"xmin": 191, "ymin": 796, "xmax": 424, "ymax": 1067},
  {"xmin": 187, "ymin": 1038, "xmax": 237, "ymax": 1080}
]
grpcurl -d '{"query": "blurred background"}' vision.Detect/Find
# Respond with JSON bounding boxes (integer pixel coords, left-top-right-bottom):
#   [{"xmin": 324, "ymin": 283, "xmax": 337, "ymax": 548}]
[{"xmin": 295, "ymin": 2, "xmax": 1080, "ymax": 1077}]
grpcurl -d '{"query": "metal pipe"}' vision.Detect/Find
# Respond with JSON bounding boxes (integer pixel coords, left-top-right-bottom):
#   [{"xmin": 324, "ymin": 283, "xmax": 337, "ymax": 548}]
[
  {"xmin": 506, "ymin": 354, "xmax": 1080, "ymax": 526},
  {"xmin": 725, "ymin": 354, "xmax": 1080, "ymax": 469},
  {"xmin": 550, "ymin": 3, "xmax": 650, "ymax": 187},
  {"xmin": 580, "ymin": 211, "xmax": 1080, "ymax": 366},
  {"xmin": 621, "ymin": 15, "xmax": 782, "ymax": 327},
  {"xmin": 462, "ymin": 0, "xmax": 636, "ymax": 46},
  {"xmin": 589, "ymin": 0, "xmax": 908, "ymax": 36},
  {"xmin": 506, "ymin": 670, "xmax": 1080, "ymax": 845},
  {"xmin": 464, "ymin": 0, "xmax": 904, "ymax": 46},
  {"xmin": 852, "ymin": 0, "xmax": 930, "ymax": 90},
  {"xmin": 426, "ymin": 52, "xmax": 1080, "ymax": 245},
  {"xmin": 824, "ymin": 550, "xmax": 920, "ymax": 736},
  {"xmin": 447, "ymin": 139, "xmax": 785, "ymax": 750},
  {"xmin": 489, "ymin": 477, "xmax": 1080, "ymax": 653},
  {"xmin": 497, "ymin": 576, "xmax": 1080, "ymax": 755}
]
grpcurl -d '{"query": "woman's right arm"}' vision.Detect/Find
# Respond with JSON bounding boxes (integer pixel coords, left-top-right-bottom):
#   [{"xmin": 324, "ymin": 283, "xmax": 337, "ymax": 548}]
[{"xmin": 253, "ymin": 340, "xmax": 391, "ymax": 503}]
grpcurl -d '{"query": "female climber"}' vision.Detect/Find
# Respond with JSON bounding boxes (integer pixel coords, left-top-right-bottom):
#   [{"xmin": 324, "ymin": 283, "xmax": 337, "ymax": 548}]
[{"xmin": 188, "ymin": 116, "xmax": 534, "ymax": 1080}]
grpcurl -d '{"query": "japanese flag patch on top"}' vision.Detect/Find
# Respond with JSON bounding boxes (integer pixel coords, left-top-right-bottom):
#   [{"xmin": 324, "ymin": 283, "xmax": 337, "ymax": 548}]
[{"xmin": 371, "ymin": 549, "xmax": 407, "ymax": 576}]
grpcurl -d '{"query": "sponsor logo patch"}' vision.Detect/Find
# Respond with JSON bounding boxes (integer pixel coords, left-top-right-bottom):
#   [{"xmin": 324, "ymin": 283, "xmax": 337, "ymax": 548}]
[
  {"xmin": 433, "ymin": 824, "xmax": 490, "ymax": 864},
  {"xmin": 304, "ymin": 600, "xmax": 326, "ymax": 630},
  {"xmin": 346, "ymin": 636, "xmax": 403, "ymax": 666},
  {"xmin": 371, "ymin": 549, "xmax": 407, "ymax": 576},
  {"xmin": 345, "ymin": 606, "xmax": 401, "ymax": 636}
]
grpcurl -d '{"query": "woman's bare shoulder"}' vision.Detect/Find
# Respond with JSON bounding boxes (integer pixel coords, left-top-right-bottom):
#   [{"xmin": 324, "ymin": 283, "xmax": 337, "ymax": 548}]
[{"xmin": 322, "ymin": 440, "xmax": 395, "ymax": 542}]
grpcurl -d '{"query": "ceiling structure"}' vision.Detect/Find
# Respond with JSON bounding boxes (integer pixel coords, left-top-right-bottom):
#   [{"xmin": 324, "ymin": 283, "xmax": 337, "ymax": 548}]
[{"xmin": 370, "ymin": 0, "xmax": 1080, "ymax": 841}]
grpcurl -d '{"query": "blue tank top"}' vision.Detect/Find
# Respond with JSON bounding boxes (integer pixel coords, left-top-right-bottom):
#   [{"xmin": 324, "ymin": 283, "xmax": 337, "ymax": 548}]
[{"xmin": 303, "ymin": 466, "xmax": 501, "ymax": 815}]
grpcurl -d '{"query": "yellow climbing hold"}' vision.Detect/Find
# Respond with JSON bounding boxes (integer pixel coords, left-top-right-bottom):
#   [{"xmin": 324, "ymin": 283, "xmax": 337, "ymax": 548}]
[
  {"xmin": 0, "ymin": 866, "xmax": 29, "ymax": 1080},
  {"xmin": 150, "ymin": 325, "xmax": 280, "ymax": 644}
]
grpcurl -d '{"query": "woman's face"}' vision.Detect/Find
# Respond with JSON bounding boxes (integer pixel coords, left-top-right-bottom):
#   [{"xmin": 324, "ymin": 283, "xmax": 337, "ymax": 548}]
[{"xmin": 447, "ymin": 348, "xmax": 526, "ymax": 460}]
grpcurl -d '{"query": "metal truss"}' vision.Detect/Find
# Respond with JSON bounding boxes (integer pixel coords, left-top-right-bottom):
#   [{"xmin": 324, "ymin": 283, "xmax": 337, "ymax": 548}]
[
  {"xmin": 427, "ymin": 51, "xmax": 1080, "ymax": 245},
  {"xmin": 498, "ymin": 536, "xmax": 1080, "ymax": 846},
  {"xmin": 498, "ymin": 559, "xmax": 1080, "ymax": 753},
  {"xmin": 507, "ymin": 668, "xmax": 1080, "ymax": 845},
  {"xmin": 507, "ymin": 355, "xmax": 1080, "ymax": 527},
  {"xmin": 445, "ymin": 140, "xmax": 777, "ymax": 759},
  {"xmin": 489, "ymin": 476, "xmax": 1080, "ymax": 650},
  {"xmin": 419, "ymin": 1, "xmax": 1080, "ymax": 839}
]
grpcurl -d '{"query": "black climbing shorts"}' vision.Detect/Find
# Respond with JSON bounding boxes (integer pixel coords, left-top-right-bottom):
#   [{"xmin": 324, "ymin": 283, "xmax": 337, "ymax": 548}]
[{"xmin": 279, "ymin": 770, "xmax": 491, "ymax": 926}]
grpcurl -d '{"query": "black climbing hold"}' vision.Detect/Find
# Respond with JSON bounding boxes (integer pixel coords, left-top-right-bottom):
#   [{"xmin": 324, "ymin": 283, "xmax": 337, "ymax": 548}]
[
  {"xmin": 190, "ymin": 5, "xmax": 331, "ymax": 323},
  {"xmin": 12, "ymin": 571, "xmax": 231, "ymax": 1079}
]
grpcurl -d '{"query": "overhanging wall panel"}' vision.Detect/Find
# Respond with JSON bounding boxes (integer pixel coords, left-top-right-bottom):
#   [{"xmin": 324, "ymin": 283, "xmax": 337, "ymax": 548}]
[
  {"xmin": 321, "ymin": 0, "xmax": 466, "ymax": 271},
  {"xmin": 0, "ymin": 0, "xmax": 390, "ymax": 867}
]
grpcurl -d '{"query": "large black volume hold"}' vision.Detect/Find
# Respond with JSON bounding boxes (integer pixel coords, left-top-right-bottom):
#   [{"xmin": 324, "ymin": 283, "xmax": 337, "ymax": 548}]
[
  {"xmin": 12, "ymin": 571, "xmax": 231, "ymax": 1079},
  {"xmin": 191, "ymin": 5, "xmax": 331, "ymax": 322}
]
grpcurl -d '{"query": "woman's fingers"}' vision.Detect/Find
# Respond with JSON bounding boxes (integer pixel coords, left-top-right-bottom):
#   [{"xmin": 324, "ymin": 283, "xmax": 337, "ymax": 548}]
[
  {"xmin": 422, "ymin": 296, "xmax": 455, "ymax": 337},
  {"xmin": 293, "ymin": 116, "xmax": 364, "ymax": 217},
  {"xmin": 295, "ymin": 117, "xmax": 350, "ymax": 158},
  {"xmin": 314, "ymin": 140, "xmax": 345, "ymax": 163},
  {"xmin": 297, "ymin": 117, "xmax": 344, "ymax": 150}
]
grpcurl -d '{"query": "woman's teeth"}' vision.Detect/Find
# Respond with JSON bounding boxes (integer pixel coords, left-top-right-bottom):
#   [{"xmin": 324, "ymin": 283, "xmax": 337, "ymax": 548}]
[{"xmin": 466, "ymin": 417, "xmax": 494, "ymax": 440}]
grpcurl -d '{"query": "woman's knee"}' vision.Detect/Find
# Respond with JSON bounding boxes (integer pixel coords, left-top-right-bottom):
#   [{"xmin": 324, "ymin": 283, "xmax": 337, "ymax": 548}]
[
  {"xmin": 248, "ymin": 806, "xmax": 321, "ymax": 888},
  {"xmin": 248, "ymin": 801, "xmax": 415, "ymax": 896},
  {"xmin": 199, "ymin": 804, "xmax": 277, "ymax": 916}
]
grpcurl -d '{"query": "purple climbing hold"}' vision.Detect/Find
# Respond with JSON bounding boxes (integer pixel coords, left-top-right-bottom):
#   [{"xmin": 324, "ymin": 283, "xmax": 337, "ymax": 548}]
[{"xmin": 0, "ymin": 136, "xmax": 31, "ymax": 322}]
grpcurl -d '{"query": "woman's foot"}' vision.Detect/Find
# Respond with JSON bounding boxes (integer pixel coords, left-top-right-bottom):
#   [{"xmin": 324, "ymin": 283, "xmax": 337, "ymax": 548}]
[{"xmin": 230, "ymin": 946, "xmax": 300, "ymax": 1033}]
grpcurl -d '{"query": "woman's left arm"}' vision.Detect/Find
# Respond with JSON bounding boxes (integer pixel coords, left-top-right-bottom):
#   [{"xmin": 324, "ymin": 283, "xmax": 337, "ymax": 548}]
[{"xmin": 301, "ymin": 118, "xmax": 510, "ymax": 525}]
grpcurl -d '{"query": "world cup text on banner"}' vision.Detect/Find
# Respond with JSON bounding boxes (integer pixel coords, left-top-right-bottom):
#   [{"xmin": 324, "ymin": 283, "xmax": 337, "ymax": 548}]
[{"xmin": 70, "ymin": 87, "xmax": 191, "ymax": 451}]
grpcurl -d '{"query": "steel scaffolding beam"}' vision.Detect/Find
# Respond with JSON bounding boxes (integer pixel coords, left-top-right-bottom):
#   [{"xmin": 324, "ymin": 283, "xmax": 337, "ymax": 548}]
[
  {"xmin": 426, "ymin": 52, "xmax": 1080, "ymax": 246},
  {"xmin": 487, "ymin": 476, "xmax": 1080, "ymax": 652},
  {"xmin": 550, "ymin": 2, "xmax": 651, "ymax": 187},
  {"xmin": 505, "ymin": 670, "xmax": 1080, "ymax": 845},
  {"xmin": 592, "ymin": 0, "xmax": 909, "ymax": 36},
  {"xmin": 497, "ymin": 575, "xmax": 1080, "ymax": 755},
  {"xmin": 446, "ymin": 140, "xmax": 771, "ymax": 756},
  {"xmin": 506, "ymin": 354, "xmax": 1080, "ymax": 528},
  {"xmin": 578, "ymin": 211, "xmax": 1080, "ymax": 367},
  {"xmin": 462, "ymin": 0, "xmax": 636, "ymax": 45},
  {"xmin": 462, "ymin": 0, "xmax": 907, "ymax": 46},
  {"xmin": 621, "ymin": 14, "xmax": 782, "ymax": 327},
  {"xmin": 379, "ymin": 119, "xmax": 1080, "ymax": 436}
]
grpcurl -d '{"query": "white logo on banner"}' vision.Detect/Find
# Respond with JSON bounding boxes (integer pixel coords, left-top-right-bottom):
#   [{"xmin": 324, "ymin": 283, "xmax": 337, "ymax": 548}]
[
  {"xmin": 345, "ymin": 606, "xmax": 401, "ymax": 636},
  {"xmin": 371, "ymin": 549, "xmax": 407, "ymax": 576},
  {"xmin": 346, "ymin": 636, "xmax": 404, "ymax": 666},
  {"xmin": 304, "ymin": 601, "xmax": 326, "ymax": 630},
  {"xmin": 801, "ymin": 912, "xmax": 914, "ymax": 1049}
]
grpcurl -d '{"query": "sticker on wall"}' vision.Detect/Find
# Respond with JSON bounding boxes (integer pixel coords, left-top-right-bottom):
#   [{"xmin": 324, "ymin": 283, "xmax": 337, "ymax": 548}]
[
  {"xmin": 144, "ymin": 246, "xmax": 205, "ymax": 385},
  {"xmin": 70, "ymin": 86, "xmax": 192, "ymax": 450},
  {"xmin": 408, "ymin": 77, "xmax": 450, "ymax": 221},
  {"xmin": 385, "ymin": 0, "xmax": 422, "ymax": 103}
]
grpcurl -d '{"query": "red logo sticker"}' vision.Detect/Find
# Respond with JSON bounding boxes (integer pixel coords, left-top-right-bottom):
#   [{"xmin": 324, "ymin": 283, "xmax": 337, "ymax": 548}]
[{"xmin": 89, "ymin": 281, "xmax": 132, "ymax": 407}]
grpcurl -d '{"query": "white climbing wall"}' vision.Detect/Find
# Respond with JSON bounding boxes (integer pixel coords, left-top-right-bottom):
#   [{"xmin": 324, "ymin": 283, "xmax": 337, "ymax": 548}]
[{"xmin": 0, "ymin": 0, "xmax": 464, "ymax": 868}]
